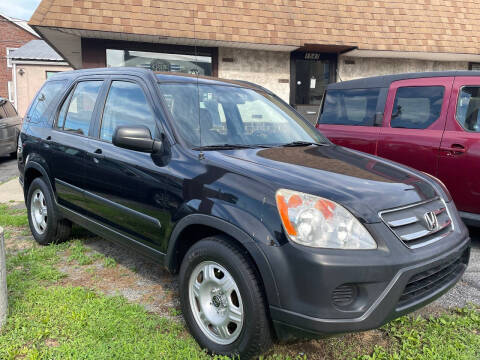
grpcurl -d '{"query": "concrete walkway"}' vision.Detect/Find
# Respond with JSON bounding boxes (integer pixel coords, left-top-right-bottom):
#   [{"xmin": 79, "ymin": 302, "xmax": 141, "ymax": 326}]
[{"xmin": 0, "ymin": 178, "xmax": 23, "ymax": 204}]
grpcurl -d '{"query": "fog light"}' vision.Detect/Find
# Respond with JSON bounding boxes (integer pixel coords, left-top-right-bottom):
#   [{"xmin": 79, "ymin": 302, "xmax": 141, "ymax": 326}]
[{"xmin": 331, "ymin": 284, "xmax": 357, "ymax": 308}]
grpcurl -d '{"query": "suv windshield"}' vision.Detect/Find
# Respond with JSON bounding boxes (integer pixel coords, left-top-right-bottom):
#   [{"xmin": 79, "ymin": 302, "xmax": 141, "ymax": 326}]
[{"xmin": 158, "ymin": 82, "xmax": 328, "ymax": 148}]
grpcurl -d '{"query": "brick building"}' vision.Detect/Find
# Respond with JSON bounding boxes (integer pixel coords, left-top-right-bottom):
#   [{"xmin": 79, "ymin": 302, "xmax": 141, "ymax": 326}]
[
  {"xmin": 29, "ymin": 0, "xmax": 480, "ymax": 121},
  {"xmin": 0, "ymin": 13, "xmax": 38, "ymax": 106}
]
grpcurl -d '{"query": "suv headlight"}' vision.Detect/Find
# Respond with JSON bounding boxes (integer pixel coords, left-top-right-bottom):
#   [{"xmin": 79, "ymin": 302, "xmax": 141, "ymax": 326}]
[{"xmin": 275, "ymin": 189, "xmax": 377, "ymax": 249}]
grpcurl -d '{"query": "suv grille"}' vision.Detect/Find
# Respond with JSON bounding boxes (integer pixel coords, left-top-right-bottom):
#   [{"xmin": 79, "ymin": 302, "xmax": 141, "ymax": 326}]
[
  {"xmin": 397, "ymin": 249, "xmax": 469, "ymax": 309},
  {"xmin": 379, "ymin": 198, "xmax": 453, "ymax": 249}
]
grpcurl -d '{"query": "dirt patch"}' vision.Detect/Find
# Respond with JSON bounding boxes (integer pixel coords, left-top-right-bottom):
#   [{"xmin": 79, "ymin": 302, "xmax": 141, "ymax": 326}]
[
  {"xmin": 268, "ymin": 329, "xmax": 393, "ymax": 359},
  {"xmin": 3, "ymin": 226, "xmax": 35, "ymax": 255},
  {"xmin": 44, "ymin": 338, "xmax": 60, "ymax": 348},
  {"xmin": 57, "ymin": 236, "xmax": 180, "ymax": 319}
]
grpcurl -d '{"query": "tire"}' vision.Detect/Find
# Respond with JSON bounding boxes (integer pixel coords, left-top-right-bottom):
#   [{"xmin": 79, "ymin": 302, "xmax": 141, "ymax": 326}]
[
  {"xmin": 26, "ymin": 177, "xmax": 71, "ymax": 245},
  {"xmin": 179, "ymin": 236, "xmax": 272, "ymax": 359}
]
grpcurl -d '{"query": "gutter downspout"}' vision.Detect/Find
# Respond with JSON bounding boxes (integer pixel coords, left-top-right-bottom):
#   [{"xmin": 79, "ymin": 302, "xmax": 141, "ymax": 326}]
[{"xmin": 12, "ymin": 62, "xmax": 18, "ymax": 111}]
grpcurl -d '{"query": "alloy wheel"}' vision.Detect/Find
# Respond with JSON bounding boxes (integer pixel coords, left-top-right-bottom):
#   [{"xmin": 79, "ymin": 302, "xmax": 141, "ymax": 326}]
[{"xmin": 188, "ymin": 261, "xmax": 244, "ymax": 345}]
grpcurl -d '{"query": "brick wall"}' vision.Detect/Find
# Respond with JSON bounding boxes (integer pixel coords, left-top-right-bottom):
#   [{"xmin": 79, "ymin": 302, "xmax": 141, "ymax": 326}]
[{"xmin": 0, "ymin": 17, "xmax": 37, "ymax": 100}]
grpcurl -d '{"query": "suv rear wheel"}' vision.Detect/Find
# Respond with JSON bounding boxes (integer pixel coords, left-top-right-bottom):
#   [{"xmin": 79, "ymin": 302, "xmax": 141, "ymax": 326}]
[
  {"xmin": 179, "ymin": 236, "xmax": 272, "ymax": 359},
  {"xmin": 27, "ymin": 177, "xmax": 71, "ymax": 245}
]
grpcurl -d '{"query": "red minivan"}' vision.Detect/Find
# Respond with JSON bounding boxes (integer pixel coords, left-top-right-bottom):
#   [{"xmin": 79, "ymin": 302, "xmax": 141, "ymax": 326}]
[{"xmin": 317, "ymin": 71, "xmax": 480, "ymax": 225}]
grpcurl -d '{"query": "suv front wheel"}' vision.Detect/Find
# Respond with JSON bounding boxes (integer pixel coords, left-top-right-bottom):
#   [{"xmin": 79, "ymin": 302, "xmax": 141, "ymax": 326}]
[
  {"xmin": 179, "ymin": 236, "xmax": 272, "ymax": 359},
  {"xmin": 27, "ymin": 177, "xmax": 71, "ymax": 245}
]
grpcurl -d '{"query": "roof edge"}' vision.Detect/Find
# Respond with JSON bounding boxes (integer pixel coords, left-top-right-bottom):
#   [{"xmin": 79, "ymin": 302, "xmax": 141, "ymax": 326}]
[{"xmin": 0, "ymin": 13, "xmax": 39, "ymax": 38}]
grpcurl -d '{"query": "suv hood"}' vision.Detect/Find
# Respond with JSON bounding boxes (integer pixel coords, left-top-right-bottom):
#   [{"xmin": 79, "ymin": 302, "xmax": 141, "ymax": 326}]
[{"xmin": 207, "ymin": 144, "xmax": 439, "ymax": 223}]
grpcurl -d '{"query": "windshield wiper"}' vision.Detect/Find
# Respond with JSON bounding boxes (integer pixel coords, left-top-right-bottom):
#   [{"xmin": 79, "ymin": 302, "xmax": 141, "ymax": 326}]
[
  {"xmin": 280, "ymin": 141, "xmax": 328, "ymax": 147},
  {"xmin": 193, "ymin": 144, "xmax": 258, "ymax": 151}
]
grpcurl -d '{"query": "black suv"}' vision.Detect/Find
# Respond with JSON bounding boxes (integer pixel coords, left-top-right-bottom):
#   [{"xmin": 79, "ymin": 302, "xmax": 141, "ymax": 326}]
[{"xmin": 18, "ymin": 68, "xmax": 470, "ymax": 359}]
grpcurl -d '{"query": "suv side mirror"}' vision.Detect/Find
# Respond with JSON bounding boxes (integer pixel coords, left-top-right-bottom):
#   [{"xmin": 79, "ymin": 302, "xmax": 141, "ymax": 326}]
[{"xmin": 112, "ymin": 126, "xmax": 162, "ymax": 153}]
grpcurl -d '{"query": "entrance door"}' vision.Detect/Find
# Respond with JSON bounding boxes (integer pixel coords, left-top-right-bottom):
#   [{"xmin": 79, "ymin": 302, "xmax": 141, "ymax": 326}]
[{"xmin": 291, "ymin": 52, "xmax": 336, "ymax": 123}]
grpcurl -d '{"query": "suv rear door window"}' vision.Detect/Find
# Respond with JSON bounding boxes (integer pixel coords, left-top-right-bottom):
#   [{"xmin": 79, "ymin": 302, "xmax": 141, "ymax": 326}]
[
  {"xmin": 456, "ymin": 86, "xmax": 480, "ymax": 132},
  {"xmin": 27, "ymin": 80, "xmax": 65, "ymax": 124},
  {"xmin": 100, "ymin": 81, "xmax": 157, "ymax": 142},
  {"xmin": 391, "ymin": 86, "xmax": 444, "ymax": 129},
  {"xmin": 319, "ymin": 88, "xmax": 380, "ymax": 126},
  {"xmin": 62, "ymin": 81, "xmax": 103, "ymax": 136}
]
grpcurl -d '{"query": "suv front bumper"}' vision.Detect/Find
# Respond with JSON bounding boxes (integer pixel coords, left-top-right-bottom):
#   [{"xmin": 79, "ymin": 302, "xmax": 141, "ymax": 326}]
[{"xmin": 265, "ymin": 220, "xmax": 470, "ymax": 340}]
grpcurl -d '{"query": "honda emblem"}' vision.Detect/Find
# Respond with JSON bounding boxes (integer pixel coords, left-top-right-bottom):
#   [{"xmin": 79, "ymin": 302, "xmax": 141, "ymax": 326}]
[{"xmin": 424, "ymin": 211, "xmax": 438, "ymax": 231}]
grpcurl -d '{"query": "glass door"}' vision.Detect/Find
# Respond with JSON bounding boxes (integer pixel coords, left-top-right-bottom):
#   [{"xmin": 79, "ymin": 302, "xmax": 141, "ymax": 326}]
[{"xmin": 291, "ymin": 52, "xmax": 336, "ymax": 123}]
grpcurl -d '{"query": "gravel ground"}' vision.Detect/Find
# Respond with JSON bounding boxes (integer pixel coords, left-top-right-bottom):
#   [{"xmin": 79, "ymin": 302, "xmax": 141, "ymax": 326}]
[
  {"xmin": 0, "ymin": 156, "xmax": 18, "ymax": 184},
  {"xmin": 428, "ymin": 227, "xmax": 480, "ymax": 309}
]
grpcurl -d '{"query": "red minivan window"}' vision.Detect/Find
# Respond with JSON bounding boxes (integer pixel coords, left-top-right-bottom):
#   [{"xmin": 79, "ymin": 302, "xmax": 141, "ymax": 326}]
[
  {"xmin": 317, "ymin": 88, "xmax": 382, "ymax": 154},
  {"xmin": 390, "ymin": 86, "xmax": 444, "ymax": 129},
  {"xmin": 320, "ymin": 88, "xmax": 380, "ymax": 126}
]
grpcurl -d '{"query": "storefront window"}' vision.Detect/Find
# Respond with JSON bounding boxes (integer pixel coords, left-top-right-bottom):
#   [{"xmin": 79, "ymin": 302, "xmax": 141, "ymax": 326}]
[{"xmin": 106, "ymin": 49, "xmax": 212, "ymax": 76}]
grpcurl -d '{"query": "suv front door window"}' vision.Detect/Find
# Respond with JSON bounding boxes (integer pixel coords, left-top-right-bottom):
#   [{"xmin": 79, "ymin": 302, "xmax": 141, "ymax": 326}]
[{"xmin": 100, "ymin": 81, "xmax": 158, "ymax": 141}]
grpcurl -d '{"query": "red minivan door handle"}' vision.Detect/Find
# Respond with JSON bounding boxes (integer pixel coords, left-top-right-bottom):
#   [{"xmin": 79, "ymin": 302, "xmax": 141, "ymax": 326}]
[{"xmin": 441, "ymin": 144, "xmax": 466, "ymax": 155}]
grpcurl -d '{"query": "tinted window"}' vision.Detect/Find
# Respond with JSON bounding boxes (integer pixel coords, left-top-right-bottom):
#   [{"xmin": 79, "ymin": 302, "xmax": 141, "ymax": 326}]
[
  {"xmin": 63, "ymin": 81, "xmax": 103, "ymax": 136},
  {"xmin": 0, "ymin": 106, "xmax": 5, "ymax": 119},
  {"xmin": 159, "ymin": 83, "xmax": 327, "ymax": 147},
  {"xmin": 100, "ymin": 81, "xmax": 157, "ymax": 142},
  {"xmin": 3, "ymin": 101, "xmax": 17, "ymax": 117},
  {"xmin": 57, "ymin": 90, "xmax": 73, "ymax": 129},
  {"xmin": 27, "ymin": 81, "xmax": 65, "ymax": 125},
  {"xmin": 391, "ymin": 86, "xmax": 444, "ymax": 129},
  {"xmin": 106, "ymin": 49, "xmax": 212, "ymax": 76},
  {"xmin": 456, "ymin": 86, "xmax": 480, "ymax": 132},
  {"xmin": 319, "ymin": 88, "xmax": 380, "ymax": 126}
]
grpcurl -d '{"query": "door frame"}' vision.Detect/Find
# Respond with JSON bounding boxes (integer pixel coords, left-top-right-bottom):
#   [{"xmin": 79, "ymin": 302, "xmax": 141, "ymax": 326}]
[{"xmin": 289, "ymin": 51, "xmax": 337, "ymax": 107}]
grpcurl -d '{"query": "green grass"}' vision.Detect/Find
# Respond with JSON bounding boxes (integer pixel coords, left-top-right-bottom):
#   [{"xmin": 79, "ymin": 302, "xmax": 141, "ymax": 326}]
[
  {"xmin": 0, "ymin": 204, "xmax": 28, "ymax": 228},
  {"xmin": 67, "ymin": 240, "xmax": 96, "ymax": 265},
  {"xmin": 1, "ymin": 240, "xmax": 227, "ymax": 360},
  {"xmin": 103, "ymin": 256, "xmax": 117, "ymax": 268},
  {"xmin": 356, "ymin": 307, "xmax": 480, "ymax": 360},
  {"xmin": 0, "ymin": 205, "xmax": 478, "ymax": 359}
]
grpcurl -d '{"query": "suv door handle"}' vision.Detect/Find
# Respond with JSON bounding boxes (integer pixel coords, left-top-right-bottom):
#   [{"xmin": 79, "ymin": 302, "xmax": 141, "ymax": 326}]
[
  {"xmin": 440, "ymin": 144, "xmax": 466, "ymax": 155},
  {"xmin": 91, "ymin": 148, "xmax": 105, "ymax": 162},
  {"xmin": 43, "ymin": 135, "xmax": 52, "ymax": 148}
]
